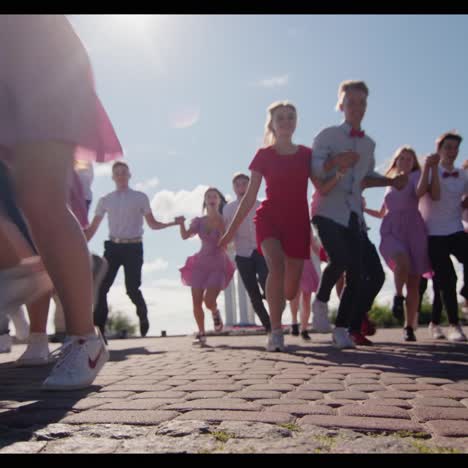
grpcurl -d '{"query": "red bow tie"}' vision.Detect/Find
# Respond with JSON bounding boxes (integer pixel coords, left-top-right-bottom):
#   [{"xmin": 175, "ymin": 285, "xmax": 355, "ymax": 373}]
[
  {"xmin": 350, "ymin": 128, "xmax": 365, "ymax": 138},
  {"xmin": 442, "ymin": 171, "xmax": 459, "ymax": 178}
]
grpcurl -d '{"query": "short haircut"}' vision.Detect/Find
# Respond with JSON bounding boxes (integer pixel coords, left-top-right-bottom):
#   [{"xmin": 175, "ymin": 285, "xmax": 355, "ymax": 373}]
[
  {"xmin": 436, "ymin": 131, "xmax": 463, "ymax": 151},
  {"xmin": 112, "ymin": 161, "xmax": 129, "ymax": 172},
  {"xmin": 336, "ymin": 80, "xmax": 369, "ymax": 110},
  {"xmin": 232, "ymin": 172, "xmax": 250, "ymax": 184}
]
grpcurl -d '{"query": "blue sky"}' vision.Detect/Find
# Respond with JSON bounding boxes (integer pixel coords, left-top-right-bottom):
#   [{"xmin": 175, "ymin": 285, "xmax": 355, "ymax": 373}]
[{"xmin": 61, "ymin": 14, "xmax": 468, "ymax": 336}]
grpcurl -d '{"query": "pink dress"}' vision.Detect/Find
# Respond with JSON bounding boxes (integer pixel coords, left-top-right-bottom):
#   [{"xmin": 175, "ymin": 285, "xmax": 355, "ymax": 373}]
[
  {"xmin": 379, "ymin": 170, "xmax": 431, "ymax": 275},
  {"xmin": 180, "ymin": 217, "xmax": 235, "ymax": 290},
  {"xmin": 0, "ymin": 15, "xmax": 122, "ymax": 163},
  {"xmin": 299, "ymin": 258, "xmax": 320, "ymax": 294}
]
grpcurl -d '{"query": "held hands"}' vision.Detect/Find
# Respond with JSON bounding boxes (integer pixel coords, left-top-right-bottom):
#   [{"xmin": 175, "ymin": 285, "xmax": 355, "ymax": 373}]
[
  {"xmin": 174, "ymin": 216, "xmax": 185, "ymax": 225},
  {"xmin": 392, "ymin": 173, "xmax": 408, "ymax": 191},
  {"xmin": 425, "ymin": 153, "xmax": 440, "ymax": 168},
  {"xmin": 335, "ymin": 151, "xmax": 360, "ymax": 170},
  {"xmin": 218, "ymin": 231, "xmax": 232, "ymax": 250}
]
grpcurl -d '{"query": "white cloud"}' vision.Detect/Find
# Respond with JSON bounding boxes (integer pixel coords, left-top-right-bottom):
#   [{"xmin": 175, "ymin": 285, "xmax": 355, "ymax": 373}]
[
  {"xmin": 135, "ymin": 177, "xmax": 160, "ymax": 191},
  {"xmin": 169, "ymin": 106, "xmax": 200, "ymax": 129},
  {"xmin": 256, "ymin": 74, "xmax": 289, "ymax": 88},
  {"xmin": 150, "ymin": 185, "xmax": 210, "ymax": 222},
  {"xmin": 94, "ymin": 163, "xmax": 113, "ymax": 177},
  {"xmin": 142, "ymin": 257, "xmax": 169, "ymax": 274}
]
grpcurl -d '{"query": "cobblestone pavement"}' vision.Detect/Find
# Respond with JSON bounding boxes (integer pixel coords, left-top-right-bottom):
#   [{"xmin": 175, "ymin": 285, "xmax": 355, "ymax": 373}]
[{"xmin": 0, "ymin": 327, "xmax": 467, "ymax": 453}]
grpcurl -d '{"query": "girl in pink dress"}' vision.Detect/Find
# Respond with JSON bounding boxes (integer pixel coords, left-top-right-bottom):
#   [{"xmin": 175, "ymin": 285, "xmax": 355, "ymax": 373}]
[
  {"xmin": 178, "ymin": 188, "xmax": 235, "ymax": 346},
  {"xmin": 364, "ymin": 146, "xmax": 433, "ymax": 341},
  {"xmin": 0, "ymin": 15, "xmax": 122, "ymax": 390},
  {"xmin": 289, "ymin": 232, "xmax": 321, "ymax": 341}
]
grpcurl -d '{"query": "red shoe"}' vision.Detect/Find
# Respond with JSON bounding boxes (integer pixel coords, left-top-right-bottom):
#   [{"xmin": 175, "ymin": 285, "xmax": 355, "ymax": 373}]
[
  {"xmin": 361, "ymin": 315, "xmax": 377, "ymax": 336},
  {"xmin": 350, "ymin": 331, "xmax": 374, "ymax": 346}
]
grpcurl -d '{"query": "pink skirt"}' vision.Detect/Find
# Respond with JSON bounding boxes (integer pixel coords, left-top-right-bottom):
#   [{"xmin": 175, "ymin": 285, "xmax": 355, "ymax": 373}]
[
  {"xmin": 180, "ymin": 251, "xmax": 235, "ymax": 290},
  {"xmin": 300, "ymin": 259, "xmax": 320, "ymax": 294},
  {"xmin": 0, "ymin": 15, "xmax": 122, "ymax": 163}
]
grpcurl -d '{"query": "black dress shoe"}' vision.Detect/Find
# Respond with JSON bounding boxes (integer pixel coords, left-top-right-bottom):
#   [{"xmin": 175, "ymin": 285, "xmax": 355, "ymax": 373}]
[
  {"xmin": 392, "ymin": 295, "xmax": 405, "ymax": 321},
  {"xmin": 404, "ymin": 326, "xmax": 417, "ymax": 342},
  {"xmin": 291, "ymin": 323, "xmax": 299, "ymax": 336}
]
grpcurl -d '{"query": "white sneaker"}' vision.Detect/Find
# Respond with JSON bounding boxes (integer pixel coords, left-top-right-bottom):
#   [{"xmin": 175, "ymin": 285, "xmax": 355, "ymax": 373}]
[
  {"xmin": 42, "ymin": 329, "xmax": 109, "ymax": 391},
  {"xmin": 0, "ymin": 334, "xmax": 12, "ymax": 353},
  {"xmin": 332, "ymin": 327, "xmax": 356, "ymax": 349},
  {"xmin": 448, "ymin": 324, "xmax": 467, "ymax": 342},
  {"xmin": 16, "ymin": 333, "xmax": 50, "ymax": 367},
  {"xmin": 9, "ymin": 307, "xmax": 30, "ymax": 342},
  {"xmin": 192, "ymin": 333, "xmax": 207, "ymax": 346},
  {"xmin": 0, "ymin": 258, "xmax": 53, "ymax": 317},
  {"xmin": 312, "ymin": 298, "xmax": 332, "ymax": 333},
  {"xmin": 428, "ymin": 322, "xmax": 446, "ymax": 340},
  {"xmin": 266, "ymin": 330, "xmax": 285, "ymax": 352}
]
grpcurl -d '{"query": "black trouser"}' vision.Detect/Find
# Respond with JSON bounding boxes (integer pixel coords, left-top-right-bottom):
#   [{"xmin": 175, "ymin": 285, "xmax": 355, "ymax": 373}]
[
  {"xmin": 313, "ymin": 213, "xmax": 365, "ymax": 332},
  {"xmin": 235, "ymin": 249, "xmax": 271, "ymax": 332},
  {"xmin": 359, "ymin": 232, "xmax": 386, "ymax": 316},
  {"xmin": 0, "ymin": 161, "xmax": 36, "ymax": 252},
  {"xmin": 94, "ymin": 241, "xmax": 148, "ymax": 334},
  {"xmin": 418, "ymin": 276, "xmax": 443, "ymax": 322},
  {"xmin": 427, "ymin": 231, "xmax": 468, "ymax": 325}
]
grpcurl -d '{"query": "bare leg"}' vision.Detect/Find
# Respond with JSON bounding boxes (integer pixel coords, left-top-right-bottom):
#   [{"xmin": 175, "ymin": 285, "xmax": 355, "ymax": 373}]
[
  {"xmin": 289, "ymin": 292, "xmax": 300, "ymax": 324},
  {"xmin": 191, "ymin": 288, "xmax": 205, "ymax": 334},
  {"xmin": 406, "ymin": 274, "xmax": 420, "ymax": 329},
  {"xmin": 392, "ymin": 253, "xmax": 410, "ymax": 297},
  {"xmin": 11, "ymin": 142, "xmax": 94, "ymax": 336},
  {"xmin": 261, "ymin": 238, "xmax": 286, "ymax": 331},
  {"xmin": 301, "ymin": 292, "xmax": 312, "ymax": 331}
]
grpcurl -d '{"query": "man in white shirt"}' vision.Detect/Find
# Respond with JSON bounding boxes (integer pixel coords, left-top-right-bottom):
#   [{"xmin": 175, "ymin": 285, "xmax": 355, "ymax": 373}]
[
  {"xmin": 85, "ymin": 161, "xmax": 183, "ymax": 339},
  {"xmin": 419, "ymin": 132, "xmax": 468, "ymax": 341},
  {"xmin": 223, "ymin": 173, "xmax": 271, "ymax": 332}
]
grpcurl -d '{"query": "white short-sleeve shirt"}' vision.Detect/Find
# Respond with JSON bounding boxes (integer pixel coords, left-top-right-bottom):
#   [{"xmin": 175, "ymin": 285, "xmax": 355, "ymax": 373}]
[{"xmin": 95, "ymin": 188, "xmax": 152, "ymax": 239}]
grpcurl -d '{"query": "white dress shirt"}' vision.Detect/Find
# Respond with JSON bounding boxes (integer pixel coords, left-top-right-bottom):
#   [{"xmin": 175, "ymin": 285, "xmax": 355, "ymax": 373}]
[
  {"xmin": 223, "ymin": 199, "xmax": 260, "ymax": 258},
  {"xmin": 95, "ymin": 188, "xmax": 152, "ymax": 239},
  {"xmin": 311, "ymin": 121, "xmax": 384, "ymax": 228},
  {"xmin": 419, "ymin": 166, "xmax": 468, "ymax": 236}
]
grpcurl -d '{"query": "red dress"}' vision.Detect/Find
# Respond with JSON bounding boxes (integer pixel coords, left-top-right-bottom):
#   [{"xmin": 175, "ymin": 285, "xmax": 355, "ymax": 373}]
[{"xmin": 249, "ymin": 145, "xmax": 312, "ymax": 259}]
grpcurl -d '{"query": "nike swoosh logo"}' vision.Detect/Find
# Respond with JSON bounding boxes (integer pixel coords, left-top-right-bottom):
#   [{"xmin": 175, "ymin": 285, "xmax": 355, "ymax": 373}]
[{"xmin": 88, "ymin": 346, "xmax": 104, "ymax": 369}]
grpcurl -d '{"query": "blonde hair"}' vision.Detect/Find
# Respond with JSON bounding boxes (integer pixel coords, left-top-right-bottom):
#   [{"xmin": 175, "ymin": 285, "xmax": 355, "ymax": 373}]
[
  {"xmin": 385, "ymin": 146, "xmax": 420, "ymax": 177},
  {"xmin": 263, "ymin": 101, "xmax": 297, "ymax": 147},
  {"xmin": 336, "ymin": 80, "xmax": 369, "ymax": 111}
]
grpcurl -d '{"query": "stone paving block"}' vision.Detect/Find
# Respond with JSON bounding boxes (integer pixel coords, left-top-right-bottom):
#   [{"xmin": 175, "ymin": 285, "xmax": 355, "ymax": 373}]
[
  {"xmin": 298, "ymin": 384, "xmax": 345, "ymax": 392},
  {"xmin": 372, "ymin": 391, "xmax": 416, "ymax": 400},
  {"xmin": 62, "ymin": 410, "xmax": 179, "ymax": 425},
  {"xmin": 235, "ymin": 380, "xmax": 269, "ymax": 386},
  {"xmin": 97, "ymin": 399, "xmax": 175, "ymax": 411},
  {"xmin": 164, "ymin": 399, "xmax": 263, "ymax": 412},
  {"xmin": 379, "ymin": 377, "xmax": 415, "ymax": 385},
  {"xmin": 415, "ymin": 378, "xmax": 454, "ymax": 385},
  {"xmin": 443, "ymin": 384, "xmax": 468, "ymax": 392},
  {"xmin": 284, "ymin": 391, "xmax": 324, "ymax": 401},
  {"xmin": 229, "ymin": 390, "xmax": 281, "ymax": 400},
  {"xmin": 0, "ymin": 442, "xmax": 47, "ymax": 453},
  {"xmin": 297, "ymin": 415, "xmax": 424, "ymax": 433},
  {"xmin": 315, "ymin": 399, "xmax": 360, "ymax": 407},
  {"xmin": 101, "ymin": 384, "xmax": 172, "ymax": 392},
  {"xmin": 176, "ymin": 410, "xmax": 293, "ymax": 424},
  {"xmin": 462, "ymin": 399, "xmax": 468, "ymax": 408},
  {"xmin": 346, "ymin": 384, "xmax": 386, "ymax": 392},
  {"xmin": 412, "ymin": 407, "xmax": 468, "ymax": 423},
  {"xmin": 43, "ymin": 435, "xmax": 120, "ymax": 453},
  {"xmin": 255, "ymin": 399, "xmax": 310, "ymax": 406},
  {"xmin": 184, "ymin": 391, "xmax": 227, "ymax": 400},
  {"xmin": 426, "ymin": 420, "xmax": 468, "ymax": 437},
  {"xmin": 20, "ymin": 398, "xmax": 115, "ymax": 411},
  {"xmin": 416, "ymin": 389, "xmax": 468, "ymax": 399},
  {"xmin": 326, "ymin": 391, "xmax": 369, "ymax": 400},
  {"xmin": 266, "ymin": 404, "xmax": 336, "ymax": 416},
  {"xmin": 344, "ymin": 373, "xmax": 380, "ymax": 380},
  {"xmin": 130, "ymin": 391, "xmax": 186, "ymax": 399},
  {"xmin": 245, "ymin": 384, "xmax": 295, "ymax": 392},
  {"xmin": 388, "ymin": 384, "xmax": 439, "ymax": 392},
  {"xmin": 0, "ymin": 409, "xmax": 74, "ymax": 428},
  {"xmin": 175, "ymin": 384, "xmax": 243, "ymax": 392},
  {"xmin": 343, "ymin": 378, "xmax": 381, "ymax": 385},
  {"xmin": 270, "ymin": 378, "xmax": 306, "ymax": 385},
  {"xmin": 411, "ymin": 398, "xmax": 465, "ymax": 408},
  {"xmin": 338, "ymin": 404, "xmax": 410, "ymax": 419},
  {"xmin": 362, "ymin": 399, "xmax": 412, "ymax": 409},
  {"xmin": 87, "ymin": 391, "xmax": 135, "ymax": 399},
  {"xmin": 231, "ymin": 374, "xmax": 272, "ymax": 381}
]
